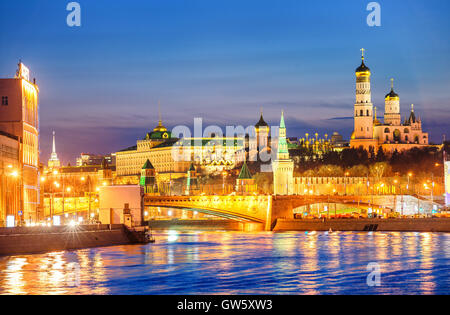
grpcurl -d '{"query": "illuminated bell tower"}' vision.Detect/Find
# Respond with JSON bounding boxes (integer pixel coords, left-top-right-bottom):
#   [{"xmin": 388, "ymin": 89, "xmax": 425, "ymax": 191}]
[
  {"xmin": 272, "ymin": 111, "xmax": 294, "ymax": 195},
  {"xmin": 384, "ymin": 78, "xmax": 401, "ymax": 126},
  {"xmin": 351, "ymin": 49, "xmax": 376, "ymax": 149}
]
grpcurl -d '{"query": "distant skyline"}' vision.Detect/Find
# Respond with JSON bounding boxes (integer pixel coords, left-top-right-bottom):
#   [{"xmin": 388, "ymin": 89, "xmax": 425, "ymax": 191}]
[{"xmin": 1, "ymin": 0, "xmax": 449, "ymax": 164}]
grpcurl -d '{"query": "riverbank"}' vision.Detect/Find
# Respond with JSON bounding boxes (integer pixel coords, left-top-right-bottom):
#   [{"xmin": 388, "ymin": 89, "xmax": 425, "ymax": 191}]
[
  {"xmin": 0, "ymin": 225, "xmax": 145, "ymax": 256},
  {"xmin": 273, "ymin": 218, "xmax": 450, "ymax": 232}
]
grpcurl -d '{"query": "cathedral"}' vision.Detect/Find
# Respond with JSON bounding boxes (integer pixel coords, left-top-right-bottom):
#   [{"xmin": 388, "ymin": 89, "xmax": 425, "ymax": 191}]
[{"xmin": 350, "ymin": 49, "xmax": 430, "ymax": 152}]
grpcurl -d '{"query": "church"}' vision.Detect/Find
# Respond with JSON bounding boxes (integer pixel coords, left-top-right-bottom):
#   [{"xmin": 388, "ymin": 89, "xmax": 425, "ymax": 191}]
[{"xmin": 350, "ymin": 49, "xmax": 430, "ymax": 153}]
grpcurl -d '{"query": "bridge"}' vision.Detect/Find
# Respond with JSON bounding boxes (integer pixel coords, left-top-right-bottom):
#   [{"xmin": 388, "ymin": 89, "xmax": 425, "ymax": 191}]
[{"xmin": 143, "ymin": 195, "xmax": 394, "ymax": 231}]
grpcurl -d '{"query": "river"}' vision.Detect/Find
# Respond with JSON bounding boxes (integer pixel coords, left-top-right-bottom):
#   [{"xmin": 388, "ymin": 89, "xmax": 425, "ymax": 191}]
[{"xmin": 0, "ymin": 231, "xmax": 449, "ymax": 295}]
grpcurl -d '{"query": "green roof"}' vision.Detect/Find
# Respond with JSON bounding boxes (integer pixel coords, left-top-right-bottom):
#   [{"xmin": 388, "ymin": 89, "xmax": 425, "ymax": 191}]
[
  {"xmin": 238, "ymin": 162, "xmax": 253, "ymax": 180},
  {"xmin": 142, "ymin": 159, "xmax": 154, "ymax": 170},
  {"xmin": 147, "ymin": 130, "xmax": 172, "ymax": 140},
  {"xmin": 280, "ymin": 111, "xmax": 286, "ymax": 129}
]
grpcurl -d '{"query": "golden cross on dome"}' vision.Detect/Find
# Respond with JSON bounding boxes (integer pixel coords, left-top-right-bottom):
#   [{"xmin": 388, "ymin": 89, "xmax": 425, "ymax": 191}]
[
  {"xmin": 391, "ymin": 78, "xmax": 394, "ymax": 89},
  {"xmin": 360, "ymin": 48, "xmax": 365, "ymax": 60}
]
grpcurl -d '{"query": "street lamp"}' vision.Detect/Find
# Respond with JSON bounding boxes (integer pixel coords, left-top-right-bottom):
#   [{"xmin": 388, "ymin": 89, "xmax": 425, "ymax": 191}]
[
  {"xmin": 222, "ymin": 171, "xmax": 227, "ymax": 194},
  {"xmin": 407, "ymin": 172, "xmax": 413, "ymax": 194}
]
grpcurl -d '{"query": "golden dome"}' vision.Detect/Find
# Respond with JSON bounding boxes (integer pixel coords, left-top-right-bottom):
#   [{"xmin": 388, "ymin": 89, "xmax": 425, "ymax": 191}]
[{"xmin": 153, "ymin": 120, "xmax": 167, "ymax": 132}]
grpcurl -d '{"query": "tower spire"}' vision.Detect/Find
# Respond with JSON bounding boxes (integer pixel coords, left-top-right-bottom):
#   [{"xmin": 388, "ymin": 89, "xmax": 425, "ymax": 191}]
[
  {"xmin": 52, "ymin": 130, "xmax": 56, "ymax": 154},
  {"xmin": 391, "ymin": 78, "xmax": 394, "ymax": 90},
  {"xmin": 48, "ymin": 130, "xmax": 61, "ymax": 168},
  {"xmin": 158, "ymin": 100, "xmax": 162, "ymax": 124},
  {"xmin": 360, "ymin": 48, "xmax": 365, "ymax": 60}
]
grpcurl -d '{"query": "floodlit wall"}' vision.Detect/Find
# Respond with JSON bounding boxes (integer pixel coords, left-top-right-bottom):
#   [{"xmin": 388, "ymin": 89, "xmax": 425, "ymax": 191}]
[{"xmin": 99, "ymin": 186, "xmax": 143, "ymax": 226}]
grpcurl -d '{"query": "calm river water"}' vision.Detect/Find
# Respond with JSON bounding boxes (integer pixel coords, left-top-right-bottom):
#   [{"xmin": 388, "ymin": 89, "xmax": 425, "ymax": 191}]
[{"xmin": 0, "ymin": 231, "xmax": 449, "ymax": 295}]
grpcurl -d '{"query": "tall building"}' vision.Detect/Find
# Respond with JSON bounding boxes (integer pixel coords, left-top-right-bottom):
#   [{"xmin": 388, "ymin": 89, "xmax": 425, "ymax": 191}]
[
  {"xmin": 47, "ymin": 131, "xmax": 61, "ymax": 168},
  {"xmin": 0, "ymin": 62, "xmax": 40, "ymax": 224},
  {"xmin": 350, "ymin": 50, "xmax": 430, "ymax": 152},
  {"xmin": 272, "ymin": 111, "xmax": 294, "ymax": 195},
  {"xmin": 250, "ymin": 110, "xmax": 271, "ymax": 161},
  {"xmin": 0, "ymin": 131, "xmax": 20, "ymax": 227},
  {"xmin": 445, "ymin": 161, "xmax": 450, "ymax": 207}
]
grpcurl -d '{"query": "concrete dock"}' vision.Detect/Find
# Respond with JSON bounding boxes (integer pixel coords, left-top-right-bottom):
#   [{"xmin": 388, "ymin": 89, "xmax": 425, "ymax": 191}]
[{"xmin": 0, "ymin": 224, "xmax": 148, "ymax": 256}]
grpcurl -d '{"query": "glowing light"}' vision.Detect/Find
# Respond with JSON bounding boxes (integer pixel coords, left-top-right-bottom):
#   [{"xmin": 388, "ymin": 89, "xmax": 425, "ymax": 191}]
[
  {"xmin": 40, "ymin": 177, "xmax": 46, "ymax": 182},
  {"xmin": 66, "ymin": 187, "xmax": 71, "ymax": 192},
  {"xmin": 144, "ymin": 211, "xmax": 149, "ymax": 216},
  {"xmin": 90, "ymin": 213, "xmax": 95, "ymax": 218},
  {"xmin": 81, "ymin": 177, "xmax": 86, "ymax": 181},
  {"xmin": 78, "ymin": 217, "xmax": 84, "ymax": 223},
  {"xmin": 168, "ymin": 230, "xmax": 178, "ymax": 242},
  {"xmin": 68, "ymin": 220, "xmax": 76, "ymax": 227},
  {"xmin": 6, "ymin": 216, "xmax": 15, "ymax": 228},
  {"xmin": 10, "ymin": 171, "xmax": 19, "ymax": 177},
  {"xmin": 53, "ymin": 170, "xmax": 58, "ymax": 175},
  {"xmin": 168, "ymin": 211, "xmax": 173, "ymax": 216},
  {"xmin": 53, "ymin": 216, "xmax": 61, "ymax": 226}
]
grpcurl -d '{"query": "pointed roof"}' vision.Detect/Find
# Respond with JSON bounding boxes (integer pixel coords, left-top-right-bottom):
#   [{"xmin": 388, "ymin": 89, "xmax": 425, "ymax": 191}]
[
  {"xmin": 408, "ymin": 104, "xmax": 416, "ymax": 124},
  {"xmin": 142, "ymin": 159, "xmax": 155, "ymax": 170},
  {"xmin": 255, "ymin": 110, "xmax": 269, "ymax": 128},
  {"xmin": 356, "ymin": 48, "xmax": 370, "ymax": 73},
  {"xmin": 189, "ymin": 163, "xmax": 196, "ymax": 172},
  {"xmin": 385, "ymin": 78, "xmax": 399, "ymax": 99},
  {"xmin": 238, "ymin": 161, "xmax": 253, "ymax": 180},
  {"xmin": 280, "ymin": 111, "xmax": 286, "ymax": 129}
]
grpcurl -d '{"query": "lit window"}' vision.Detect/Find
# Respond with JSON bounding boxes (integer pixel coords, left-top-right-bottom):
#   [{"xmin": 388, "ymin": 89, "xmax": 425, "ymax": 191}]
[{"xmin": 1, "ymin": 96, "xmax": 8, "ymax": 106}]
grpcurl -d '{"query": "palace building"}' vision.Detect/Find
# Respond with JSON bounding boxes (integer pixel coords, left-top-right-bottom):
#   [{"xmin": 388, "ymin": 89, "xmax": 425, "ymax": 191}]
[
  {"xmin": 116, "ymin": 115, "xmax": 245, "ymax": 184},
  {"xmin": 350, "ymin": 49, "xmax": 430, "ymax": 152}
]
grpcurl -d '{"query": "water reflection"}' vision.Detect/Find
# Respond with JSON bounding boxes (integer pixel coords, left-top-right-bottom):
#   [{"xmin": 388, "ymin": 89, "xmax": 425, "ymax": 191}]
[{"xmin": 0, "ymin": 231, "xmax": 449, "ymax": 295}]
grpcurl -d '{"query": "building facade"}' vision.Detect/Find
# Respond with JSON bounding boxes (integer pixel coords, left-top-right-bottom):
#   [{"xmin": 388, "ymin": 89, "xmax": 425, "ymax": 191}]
[
  {"xmin": 0, "ymin": 131, "xmax": 21, "ymax": 227},
  {"xmin": 350, "ymin": 50, "xmax": 429, "ymax": 152},
  {"xmin": 0, "ymin": 63, "xmax": 40, "ymax": 224},
  {"xmin": 116, "ymin": 118, "xmax": 245, "ymax": 184},
  {"xmin": 445, "ymin": 161, "xmax": 450, "ymax": 207}
]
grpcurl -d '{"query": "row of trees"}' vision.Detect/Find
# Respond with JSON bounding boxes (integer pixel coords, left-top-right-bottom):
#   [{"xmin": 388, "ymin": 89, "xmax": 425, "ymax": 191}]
[{"xmin": 295, "ymin": 143, "xmax": 449, "ymax": 178}]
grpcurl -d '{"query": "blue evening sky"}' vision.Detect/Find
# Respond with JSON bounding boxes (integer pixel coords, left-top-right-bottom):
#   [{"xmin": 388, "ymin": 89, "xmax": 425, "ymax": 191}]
[{"xmin": 0, "ymin": 0, "xmax": 449, "ymax": 163}]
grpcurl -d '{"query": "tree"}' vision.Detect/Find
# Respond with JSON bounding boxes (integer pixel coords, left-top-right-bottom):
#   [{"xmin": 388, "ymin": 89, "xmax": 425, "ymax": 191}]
[
  {"xmin": 369, "ymin": 162, "xmax": 392, "ymax": 181},
  {"xmin": 376, "ymin": 147, "xmax": 386, "ymax": 162},
  {"xmin": 348, "ymin": 165, "xmax": 369, "ymax": 177}
]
